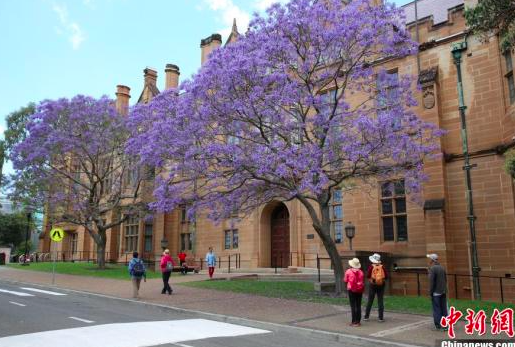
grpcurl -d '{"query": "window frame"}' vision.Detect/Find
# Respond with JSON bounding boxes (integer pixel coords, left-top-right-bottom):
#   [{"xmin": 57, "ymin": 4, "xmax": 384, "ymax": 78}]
[
  {"xmin": 330, "ymin": 189, "xmax": 343, "ymax": 244},
  {"xmin": 70, "ymin": 232, "xmax": 78, "ymax": 255},
  {"xmin": 123, "ymin": 214, "xmax": 139, "ymax": 253},
  {"xmin": 380, "ymin": 179, "xmax": 408, "ymax": 243},
  {"xmin": 180, "ymin": 232, "xmax": 192, "ymax": 251},
  {"xmin": 143, "ymin": 222, "xmax": 153, "ymax": 253},
  {"xmin": 376, "ymin": 69, "xmax": 401, "ymax": 130},
  {"xmin": 224, "ymin": 229, "xmax": 239, "ymax": 250}
]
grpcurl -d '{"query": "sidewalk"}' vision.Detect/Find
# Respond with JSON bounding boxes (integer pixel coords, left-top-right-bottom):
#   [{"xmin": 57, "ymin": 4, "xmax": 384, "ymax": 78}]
[{"xmin": 0, "ymin": 267, "xmax": 499, "ymax": 346}]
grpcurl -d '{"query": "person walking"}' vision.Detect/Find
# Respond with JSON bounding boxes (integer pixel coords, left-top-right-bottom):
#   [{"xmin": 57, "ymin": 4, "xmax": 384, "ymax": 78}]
[
  {"xmin": 205, "ymin": 247, "xmax": 216, "ymax": 279},
  {"xmin": 178, "ymin": 251, "xmax": 187, "ymax": 275},
  {"xmin": 128, "ymin": 252, "xmax": 146, "ymax": 299},
  {"xmin": 160, "ymin": 249, "xmax": 175, "ymax": 295},
  {"xmin": 364, "ymin": 253, "xmax": 388, "ymax": 322},
  {"xmin": 344, "ymin": 257, "xmax": 365, "ymax": 327},
  {"xmin": 428, "ymin": 253, "xmax": 448, "ymax": 331}
]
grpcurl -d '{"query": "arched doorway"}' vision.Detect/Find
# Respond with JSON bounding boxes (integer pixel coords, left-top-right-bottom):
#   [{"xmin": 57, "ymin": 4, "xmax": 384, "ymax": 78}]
[{"xmin": 271, "ymin": 204, "xmax": 290, "ymax": 267}]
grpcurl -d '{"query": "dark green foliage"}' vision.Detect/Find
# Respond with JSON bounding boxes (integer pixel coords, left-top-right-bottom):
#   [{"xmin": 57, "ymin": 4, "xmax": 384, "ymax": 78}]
[
  {"xmin": 1, "ymin": 103, "xmax": 42, "ymax": 211},
  {"xmin": 3, "ymin": 103, "xmax": 35, "ymax": 154},
  {"xmin": 504, "ymin": 149, "xmax": 515, "ymax": 178},
  {"xmin": 465, "ymin": 0, "xmax": 515, "ymax": 53},
  {"xmin": 0, "ymin": 212, "xmax": 30, "ymax": 248}
]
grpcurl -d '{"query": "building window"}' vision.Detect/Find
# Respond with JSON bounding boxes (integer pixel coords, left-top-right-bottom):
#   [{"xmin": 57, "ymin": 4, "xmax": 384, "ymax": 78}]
[
  {"xmin": 180, "ymin": 206, "xmax": 189, "ymax": 224},
  {"xmin": 505, "ymin": 52, "xmax": 515, "ymax": 104},
  {"xmin": 224, "ymin": 229, "xmax": 239, "ymax": 249},
  {"xmin": 331, "ymin": 189, "xmax": 343, "ymax": 243},
  {"xmin": 144, "ymin": 223, "xmax": 153, "ymax": 253},
  {"xmin": 380, "ymin": 180, "xmax": 407, "ymax": 242},
  {"xmin": 70, "ymin": 233, "xmax": 78, "ymax": 254},
  {"xmin": 124, "ymin": 214, "xmax": 139, "ymax": 252},
  {"xmin": 377, "ymin": 69, "xmax": 401, "ymax": 130},
  {"xmin": 180, "ymin": 233, "xmax": 192, "ymax": 251},
  {"xmin": 124, "ymin": 160, "xmax": 139, "ymax": 189}
]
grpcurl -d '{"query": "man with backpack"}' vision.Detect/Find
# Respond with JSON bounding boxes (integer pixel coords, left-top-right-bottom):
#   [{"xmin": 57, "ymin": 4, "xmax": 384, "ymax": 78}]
[
  {"xmin": 128, "ymin": 251, "xmax": 146, "ymax": 299},
  {"xmin": 364, "ymin": 253, "xmax": 388, "ymax": 322},
  {"xmin": 344, "ymin": 257, "xmax": 365, "ymax": 327}
]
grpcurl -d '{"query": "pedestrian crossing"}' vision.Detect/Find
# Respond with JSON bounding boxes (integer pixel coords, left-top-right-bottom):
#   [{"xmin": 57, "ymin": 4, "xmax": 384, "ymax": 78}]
[
  {"xmin": 20, "ymin": 287, "xmax": 67, "ymax": 296},
  {"xmin": 0, "ymin": 319, "xmax": 270, "ymax": 347},
  {"xmin": 0, "ymin": 287, "xmax": 66, "ymax": 297}
]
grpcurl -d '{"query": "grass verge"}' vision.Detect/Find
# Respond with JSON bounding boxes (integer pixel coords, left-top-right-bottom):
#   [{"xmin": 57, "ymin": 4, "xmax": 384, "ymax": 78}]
[
  {"xmin": 180, "ymin": 279, "xmax": 514, "ymax": 316},
  {"xmin": 5, "ymin": 262, "xmax": 162, "ymax": 280}
]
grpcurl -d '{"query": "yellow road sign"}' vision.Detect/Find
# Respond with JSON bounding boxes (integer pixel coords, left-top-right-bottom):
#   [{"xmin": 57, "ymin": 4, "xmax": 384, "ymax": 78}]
[{"xmin": 50, "ymin": 227, "xmax": 65, "ymax": 242}]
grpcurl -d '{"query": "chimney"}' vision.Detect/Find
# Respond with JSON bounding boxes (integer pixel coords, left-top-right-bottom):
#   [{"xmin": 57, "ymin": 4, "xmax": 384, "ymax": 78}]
[
  {"xmin": 144, "ymin": 67, "xmax": 158, "ymax": 87},
  {"xmin": 115, "ymin": 85, "xmax": 130, "ymax": 116},
  {"xmin": 165, "ymin": 64, "xmax": 180, "ymax": 90},
  {"xmin": 200, "ymin": 33, "xmax": 222, "ymax": 65}
]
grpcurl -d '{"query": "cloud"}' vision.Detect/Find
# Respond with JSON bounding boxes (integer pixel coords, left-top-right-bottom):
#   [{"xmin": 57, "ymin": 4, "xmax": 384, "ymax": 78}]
[
  {"xmin": 253, "ymin": 0, "xmax": 288, "ymax": 11},
  {"xmin": 203, "ymin": 0, "xmax": 250, "ymax": 41},
  {"xmin": 52, "ymin": 3, "xmax": 86, "ymax": 50}
]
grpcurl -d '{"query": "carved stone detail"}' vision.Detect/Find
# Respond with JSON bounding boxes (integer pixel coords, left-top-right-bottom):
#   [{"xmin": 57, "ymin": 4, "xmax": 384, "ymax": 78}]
[{"xmin": 423, "ymin": 85, "xmax": 436, "ymax": 109}]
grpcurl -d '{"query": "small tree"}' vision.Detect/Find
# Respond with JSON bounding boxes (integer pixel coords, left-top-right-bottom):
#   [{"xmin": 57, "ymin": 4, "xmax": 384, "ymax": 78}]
[
  {"xmin": 128, "ymin": 0, "xmax": 442, "ymax": 293},
  {"xmin": 11, "ymin": 95, "xmax": 146, "ymax": 268},
  {"xmin": 0, "ymin": 212, "xmax": 30, "ymax": 249},
  {"xmin": 1, "ymin": 103, "xmax": 41, "ymax": 210},
  {"xmin": 465, "ymin": 0, "xmax": 515, "ymax": 53},
  {"xmin": 504, "ymin": 149, "xmax": 515, "ymax": 178}
]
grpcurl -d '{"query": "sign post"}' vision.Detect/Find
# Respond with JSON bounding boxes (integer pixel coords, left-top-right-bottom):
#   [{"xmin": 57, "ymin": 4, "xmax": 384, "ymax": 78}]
[{"xmin": 50, "ymin": 227, "xmax": 64, "ymax": 285}]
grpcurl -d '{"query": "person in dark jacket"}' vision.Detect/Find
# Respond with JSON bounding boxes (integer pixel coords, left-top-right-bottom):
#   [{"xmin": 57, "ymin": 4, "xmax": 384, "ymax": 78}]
[
  {"xmin": 428, "ymin": 253, "xmax": 448, "ymax": 331},
  {"xmin": 364, "ymin": 253, "xmax": 388, "ymax": 322}
]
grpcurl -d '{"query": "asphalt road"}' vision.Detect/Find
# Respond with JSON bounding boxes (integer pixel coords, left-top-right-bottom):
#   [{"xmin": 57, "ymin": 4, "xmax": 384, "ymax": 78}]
[{"xmin": 0, "ymin": 280, "xmax": 419, "ymax": 347}]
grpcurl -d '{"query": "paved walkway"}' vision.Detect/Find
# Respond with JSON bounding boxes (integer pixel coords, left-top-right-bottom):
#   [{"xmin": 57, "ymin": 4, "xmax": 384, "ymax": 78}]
[{"xmin": 0, "ymin": 267, "xmax": 499, "ymax": 346}]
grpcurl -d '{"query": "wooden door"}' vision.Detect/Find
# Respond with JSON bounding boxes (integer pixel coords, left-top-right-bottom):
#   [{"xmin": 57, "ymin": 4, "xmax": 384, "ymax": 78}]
[{"xmin": 271, "ymin": 205, "xmax": 290, "ymax": 267}]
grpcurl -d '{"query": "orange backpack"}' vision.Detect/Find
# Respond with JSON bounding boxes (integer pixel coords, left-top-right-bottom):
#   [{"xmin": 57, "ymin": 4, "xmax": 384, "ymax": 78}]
[{"xmin": 370, "ymin": 264, "xmax": 385, "ymax": 286}]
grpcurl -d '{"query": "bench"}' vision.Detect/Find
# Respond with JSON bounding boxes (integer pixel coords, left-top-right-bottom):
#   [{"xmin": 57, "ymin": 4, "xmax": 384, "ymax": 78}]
[{"xmin": 172, "ymin": 264, "xmax": 200, "ymax": 274}]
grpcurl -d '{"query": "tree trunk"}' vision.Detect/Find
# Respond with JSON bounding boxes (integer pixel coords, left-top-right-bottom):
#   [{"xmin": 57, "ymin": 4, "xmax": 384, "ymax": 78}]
[
  {"xmin": 97, "ymin": 243, "xmax": 106, "ymax": 269},
  {"xmin": 94, "ymin": 229, "xmax": 107, "ymax": 269},
  {"xmin": 297, "ymin": 195, "xmax": 345, "ymax": 295},
  {"xmin": 320, "ymin": 230, "xmax": 344, "ymax": 295}
]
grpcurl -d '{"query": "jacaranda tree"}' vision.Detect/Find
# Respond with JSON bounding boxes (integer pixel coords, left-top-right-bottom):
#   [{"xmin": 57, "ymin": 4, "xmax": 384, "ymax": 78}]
[
  {"xmin": 128, "ymin": 0, "xmax": 442, "ymax": 293},
  {"xmin": 12, "ymin": 96, "xmax": 146, "ymax": 268}
]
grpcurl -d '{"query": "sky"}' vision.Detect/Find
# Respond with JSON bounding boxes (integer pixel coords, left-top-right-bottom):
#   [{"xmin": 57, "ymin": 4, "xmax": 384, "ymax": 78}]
[{"xmin": 0, "ymin": 0, "xmax": 411, "ymax": 173}]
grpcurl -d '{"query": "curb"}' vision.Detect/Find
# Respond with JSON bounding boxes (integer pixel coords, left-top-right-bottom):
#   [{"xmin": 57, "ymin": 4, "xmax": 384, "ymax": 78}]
[{"xmin": 0, "ymin": 277, "xmax": 424, "ymax": 347}]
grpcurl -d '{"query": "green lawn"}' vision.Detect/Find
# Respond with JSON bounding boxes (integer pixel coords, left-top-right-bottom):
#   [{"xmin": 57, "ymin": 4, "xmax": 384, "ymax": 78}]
[
  {"xmin": 180, "ymin": 280, "xmax": 514, "ymax": 316},
  {"xmin": 6, "ymin": 262, "xmax": 162, "ymax": 280}
]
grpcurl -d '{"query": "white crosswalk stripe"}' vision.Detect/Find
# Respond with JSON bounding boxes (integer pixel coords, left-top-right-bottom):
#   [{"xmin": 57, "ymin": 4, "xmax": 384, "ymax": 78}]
[
  {"xmin": 0, "ymin": 319, "xmax": 270, "ymax": 347},
  {"xmin": 20, "ymin": 287, "xmax": 67, "ymax": 296},
  {"xmin": 69, "ymin": 316, "xmax": 94, "ymax": 323},
  {"xmin": 0, "ymin": 289, "xmax": 34, "ymax": 297},
  {"xmin": 8, "ymin": 301, "xmax": 26, "ymax": 307}
]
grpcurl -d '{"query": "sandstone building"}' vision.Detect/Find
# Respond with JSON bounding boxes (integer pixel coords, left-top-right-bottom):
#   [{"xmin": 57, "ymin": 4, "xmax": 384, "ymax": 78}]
[{"xmin": 39, "ymin": 0, "xmax": 515, "ymax": 302}]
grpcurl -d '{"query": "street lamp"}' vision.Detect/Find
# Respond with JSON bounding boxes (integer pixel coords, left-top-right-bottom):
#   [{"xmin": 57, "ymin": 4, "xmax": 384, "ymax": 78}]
[
  {"xmin": 345, "ymin": 221, "xmax": 355, "ymax": 251},
  {"xmin": 23, "ymin": 210, "xmax": 32, "ymax": 265},
  {"xmin": 160, "ymin": 238, "xmax": 169, "ymax": 250}
]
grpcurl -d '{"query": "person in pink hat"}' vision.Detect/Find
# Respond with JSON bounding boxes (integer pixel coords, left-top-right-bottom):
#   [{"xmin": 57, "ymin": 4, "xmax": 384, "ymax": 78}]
[{"xmin": 344, "ymin": 257, "xmax": 365, "ymax": 327}]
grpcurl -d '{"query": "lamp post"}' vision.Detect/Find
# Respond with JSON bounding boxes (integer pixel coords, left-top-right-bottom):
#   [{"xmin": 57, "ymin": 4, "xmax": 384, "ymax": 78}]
[
  {"xmin": 345, "ymin": 221, "xmax": 356, "ymax": 251},
  {"xmin": 160, "ymin": 238, "xmax": 168, "ymax": 251},
  {"xmin": 23, "ymin": 211, "xmax": 32, "ymax": 265}
]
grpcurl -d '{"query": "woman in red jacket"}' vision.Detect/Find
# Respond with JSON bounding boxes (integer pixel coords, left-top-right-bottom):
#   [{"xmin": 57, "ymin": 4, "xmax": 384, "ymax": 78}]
[
  {"xmin": 344, "ymin": 258, "xmax": 365, "ymax": 327},
  {"xmin": 160, "ymin": 249, "xmax": 175, "ymax": 295}
]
